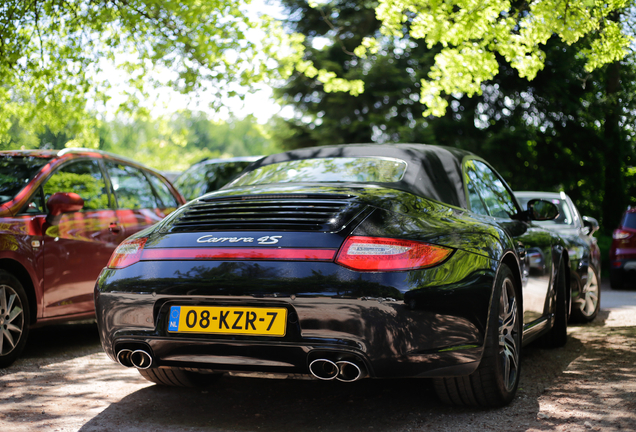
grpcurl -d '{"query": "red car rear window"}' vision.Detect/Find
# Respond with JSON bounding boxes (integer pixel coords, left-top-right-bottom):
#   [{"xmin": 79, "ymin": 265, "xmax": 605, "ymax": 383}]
[{"xmin": 622, "ymin": 212, "xmax": 636, "ymax": 230}]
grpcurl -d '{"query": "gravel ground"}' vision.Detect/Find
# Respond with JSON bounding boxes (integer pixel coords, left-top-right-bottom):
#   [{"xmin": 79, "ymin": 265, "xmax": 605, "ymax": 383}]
[{"xmin": 1, "ymin": 281, "xmax": 635, "ymax": 432}]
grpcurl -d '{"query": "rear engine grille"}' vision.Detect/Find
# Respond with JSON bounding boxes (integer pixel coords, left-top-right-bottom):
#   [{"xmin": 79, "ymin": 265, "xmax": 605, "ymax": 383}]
[{"xmin": 170, "ymin": 194, "xmax": 362, "ymax": 232}]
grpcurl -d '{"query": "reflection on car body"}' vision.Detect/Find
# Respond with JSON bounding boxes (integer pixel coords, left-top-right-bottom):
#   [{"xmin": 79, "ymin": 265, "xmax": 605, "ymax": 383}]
[
  {"xmin": 95, "ymin": 144, "xmax": 570, "ymax": 407},
  {"xmin": 516, "ymin": 191, "xmax": 601, "ymax": 322},
  {"xmin": 0, "ymin": 148, "xmax": 185, "ymax": 367}
]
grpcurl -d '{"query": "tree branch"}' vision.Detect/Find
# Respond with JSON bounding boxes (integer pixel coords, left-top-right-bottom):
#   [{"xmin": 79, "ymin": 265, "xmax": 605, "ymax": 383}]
[{"xmin": 316, "ymin": 7, "xmax": 356, "ymax": 56}]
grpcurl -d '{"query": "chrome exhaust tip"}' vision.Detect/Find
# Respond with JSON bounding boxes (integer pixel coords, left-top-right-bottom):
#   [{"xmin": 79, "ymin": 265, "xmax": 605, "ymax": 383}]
[
  {"xmin": 116, "ymin": 349, "xmax": 134, "ymax": 368},
  {"xmin": 309, "ymin": 359, "xmax": 339, "ymax": 380},
  {"xmin": 335, "ymin": 360, "xmax": 365, "ymax": 382},
  {"xmin": 130, "ymin": 350, "xmax": 153, "ymax": 369}
]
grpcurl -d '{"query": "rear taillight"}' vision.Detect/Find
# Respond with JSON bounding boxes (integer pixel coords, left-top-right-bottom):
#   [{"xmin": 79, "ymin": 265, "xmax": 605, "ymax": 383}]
[
  {"xmin": 107, "ymin": 238, "xmax": 148, "ymax": 269},
  {"xmin": 613, "ymin": 229, "xmax": 633, "ymax": 240},
  {"xmin": 335, "ymin": 236, "xmax": 453, "ymax": 271}
]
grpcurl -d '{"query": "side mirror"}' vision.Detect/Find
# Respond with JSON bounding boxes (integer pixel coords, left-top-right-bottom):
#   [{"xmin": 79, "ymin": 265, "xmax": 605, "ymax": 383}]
[
  {"xmin": 527, "ymin": 199, "xmax": 559, "ymax": 221},
  {"xmin": 582, "ymin": 216, "xmax": 600, "ymax": 236},
  {"xmin": 46, "ymin": 192, "xmax": 84, "ymax": 225}
]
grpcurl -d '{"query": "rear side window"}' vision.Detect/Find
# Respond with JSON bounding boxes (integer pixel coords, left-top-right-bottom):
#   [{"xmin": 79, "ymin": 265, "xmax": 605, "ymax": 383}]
[
  {"xmin": 44, "ymin": 159, "xmax": 110, "ymax": 211},
  {"xmin": 622, "ymin": 213, "xmax": 636, "ymax": 230},
  {"xmin": 146, "ymin": 173, "xmax": 180, "ymax": 208},
  {"xmin": 105, "ymin": 162, "xmax": 158, "ymax": 210},
  {"xmin": 464, "ymin": 160, "xmax": 517, "ymax": 218}
]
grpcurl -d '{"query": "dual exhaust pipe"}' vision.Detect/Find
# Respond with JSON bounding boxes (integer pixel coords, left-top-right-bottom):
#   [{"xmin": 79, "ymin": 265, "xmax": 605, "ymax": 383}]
[
  {"xmin": 116, "ymin": 348, "xmax": 366, "ymax": 381},
  {"xmin": 309, "ymin": 358, "xmax": 366, "ymax": 382},
  {"xmin": 116, "ymin": 349, "xmax": 152, "ymax": 369}
]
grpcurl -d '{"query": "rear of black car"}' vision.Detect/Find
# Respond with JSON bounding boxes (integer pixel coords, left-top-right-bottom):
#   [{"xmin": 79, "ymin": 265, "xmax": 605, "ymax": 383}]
[{"xmin": 94, "ymin": 187, "xmax": 499, "ymax": 381}]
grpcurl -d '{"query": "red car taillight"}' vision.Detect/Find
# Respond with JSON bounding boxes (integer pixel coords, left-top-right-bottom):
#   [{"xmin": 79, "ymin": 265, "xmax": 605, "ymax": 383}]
[
  {"xmin": 107, "ymin": 238, "xmax": 148, "ymax": 269},
  {"xmin": 613, "ymin": 229, "xmax": 633, "ymax": 240},
  {"xmin": 335, "ymin": 236, "xmax": 453, "ymax": 271}
]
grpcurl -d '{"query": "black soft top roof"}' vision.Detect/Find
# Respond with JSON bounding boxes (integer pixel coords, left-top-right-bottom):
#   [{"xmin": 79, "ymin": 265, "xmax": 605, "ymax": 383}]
[{"xmin": 248, "ymin": 143, "xmax": 474, "ymax": 208}]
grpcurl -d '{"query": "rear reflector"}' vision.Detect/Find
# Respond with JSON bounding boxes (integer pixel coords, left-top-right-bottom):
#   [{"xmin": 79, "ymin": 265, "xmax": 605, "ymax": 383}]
[
  {"xmin": 335, "ymin": 236, "xmax": 453, "ymax": 271},
  {"xmin": 140, "ymin": 248, "xmax": 336, "ymax": 261}
]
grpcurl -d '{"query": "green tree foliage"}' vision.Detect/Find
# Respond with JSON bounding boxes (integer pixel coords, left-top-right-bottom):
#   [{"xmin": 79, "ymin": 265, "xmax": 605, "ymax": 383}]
[
  {"xmin": 0, "ymin": 0, "xmax": 301, "ymax": 145},
  {"xmin": 274, "ymin": 0, "xmax": 636, "ymax": 231},
  {"xmin": 99, "ymin": 112, "xmax": 279, "ymax": 171},
  {"xmin": 273, "ymin": 0, "xmax": 438, "ymax": 149},
  {"xmin": 1, "ymin": 111, "xmax": 278, "ymax": 172},
  {"xmin": 171, "ymin": 112, "xmax": 280, "ymax": 158},
  {"xmin": 347, "ymin": 0, "xmax": 633, "ymax": 116},
  {"xmin": 429, "ymin": 39, "xmax": 636, "ymax": 230}
]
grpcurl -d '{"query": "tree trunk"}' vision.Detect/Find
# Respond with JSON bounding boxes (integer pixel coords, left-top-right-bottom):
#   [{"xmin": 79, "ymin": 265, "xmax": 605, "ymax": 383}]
[{"xmin": 602, "ymin": 59, "xmax": 626, "ymax": 232}]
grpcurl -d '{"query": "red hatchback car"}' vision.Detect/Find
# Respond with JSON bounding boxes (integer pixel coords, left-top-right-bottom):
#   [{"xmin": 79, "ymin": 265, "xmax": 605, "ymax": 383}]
[
  {"xmin": 610, "ymin": 207, "xmax": 636, "ymax": 289},
  {"xmin": 0, "ymin": 148, "xmax": 185, "ymax": 367}
]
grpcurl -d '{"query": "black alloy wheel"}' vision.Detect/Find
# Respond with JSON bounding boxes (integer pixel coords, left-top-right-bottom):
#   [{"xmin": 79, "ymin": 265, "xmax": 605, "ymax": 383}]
[{"xmin": 433, "ymin": 263, "xmax": 521, "ymax": 407}]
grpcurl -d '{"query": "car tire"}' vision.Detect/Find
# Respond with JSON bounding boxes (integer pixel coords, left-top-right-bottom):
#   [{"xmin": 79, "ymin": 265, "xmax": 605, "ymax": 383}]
[
  {"xmin": 570, "ymin": 265, "xmax": 600, "ymax": 323},
  {"xmin": 539, "ymin": 259, "xmax": 568, "ymax": 348},
  {"xmin": 0, "ymin": 270, "xmax": 30, "ymax": 368},
  {"xmin": 138, "ymin": 367, "xmax": 222, "ymax": 387},
  {"xmin": 433, "ymin": 263, "xmax": 521, "ymax": 407}
]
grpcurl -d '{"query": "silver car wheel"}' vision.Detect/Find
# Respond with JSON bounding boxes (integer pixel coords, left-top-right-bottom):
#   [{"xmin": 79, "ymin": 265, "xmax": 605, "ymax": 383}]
[
  {"xmin": 579, "ymin": 267, "xmax": 599, "ymax": 318},
  {"xmin": 0, "ymin": 284, "xmax": 24, "ymax": 356},
  {"xmin": 499, "ymin": 277, "xmax": 519, "ymax": 393}
]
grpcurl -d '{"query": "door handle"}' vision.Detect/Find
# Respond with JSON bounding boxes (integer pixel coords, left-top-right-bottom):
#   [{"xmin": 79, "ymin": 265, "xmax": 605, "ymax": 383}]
[{"xmin": 109, "ymin": 222, "xmax": 121, "ymax": 234}]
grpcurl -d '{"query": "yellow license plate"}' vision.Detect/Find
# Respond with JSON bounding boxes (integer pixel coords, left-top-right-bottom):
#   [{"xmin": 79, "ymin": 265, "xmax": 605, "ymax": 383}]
[{"xmin": 167, "ymin": 305, "xmax": 287, "ymax": 336}]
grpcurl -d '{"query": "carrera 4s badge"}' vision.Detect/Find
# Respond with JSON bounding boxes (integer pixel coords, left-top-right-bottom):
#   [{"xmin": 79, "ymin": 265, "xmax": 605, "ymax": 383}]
[{"xmin": 196, "ymin": 235, "xmax": 283, "ymax": 245}]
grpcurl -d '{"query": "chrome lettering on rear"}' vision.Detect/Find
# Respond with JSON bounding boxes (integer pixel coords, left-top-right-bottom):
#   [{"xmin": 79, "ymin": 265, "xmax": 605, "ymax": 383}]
[
  {"xmin": 197, "ymin": 236, "xmax": 255, "ymax": 243},
  {"xmin": 196, "ymin": 235, "xmax": 283, "ymax": 245},
  {"xmin": 257, "ymin": 235, "xmax": 282, "ymax": 245}
]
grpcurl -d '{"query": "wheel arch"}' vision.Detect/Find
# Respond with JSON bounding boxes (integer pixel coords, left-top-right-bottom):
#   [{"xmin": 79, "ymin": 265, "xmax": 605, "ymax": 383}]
[
  {"xmin": 551, "ymin": 245, "xmax": 571, "ymax": 310},
  {"xmin": 0, "ymin": 259, "xmax": 38, "ymax": 325},
  {"xmin": 560, "ymin": 249, "xmax": 572, "ymax": 317},
  {"xmin": 500, "ymin": 251, "xmax": 523, "ymax": 311}
]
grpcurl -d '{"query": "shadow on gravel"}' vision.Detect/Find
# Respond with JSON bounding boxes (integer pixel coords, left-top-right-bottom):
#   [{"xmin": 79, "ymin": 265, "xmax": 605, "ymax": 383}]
[
  {"xmin": 77, "ymin": 338, "xmax": 587, "ymax": 432},
  {"xmin": 4, "ymin": 321, "xmax": 102, "ymax": 373},
  {"xmin": 530, "ymin": 324, "xmax": 636, "ymax": 431},
  {"xmin": 79, "ymin": 375, "xmax": 441, "ymax": 432}
]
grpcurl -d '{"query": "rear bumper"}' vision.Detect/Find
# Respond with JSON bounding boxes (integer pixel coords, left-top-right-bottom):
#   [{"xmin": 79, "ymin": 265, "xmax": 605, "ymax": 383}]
[
  {"xmin": 611, "ymin": 255, "xmax": 636, "ymax": 271},
  {"xmin": 95, "ymin": 255, "xmax": 496, "ymax": 379},
  {"xmin": 610, "ymin": 260, "xmax": 636, "ymax": 279}
]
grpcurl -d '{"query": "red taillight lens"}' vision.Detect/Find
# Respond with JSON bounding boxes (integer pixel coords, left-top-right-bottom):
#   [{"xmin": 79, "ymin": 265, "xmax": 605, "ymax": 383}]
[
  {"xmin": 107, "ymin": 238, "xmax": 148, "ymax": 269},
  {"xmin": 613, "ymin": 229, "xmax": 633, "ymax": 240},
  {"xmin": 335, "ymin": 236, "xmax": 453, "ymax": 271}
]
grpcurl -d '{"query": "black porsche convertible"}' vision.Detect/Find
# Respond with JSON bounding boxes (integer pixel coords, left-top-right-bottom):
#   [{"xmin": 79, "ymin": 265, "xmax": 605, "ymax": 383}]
[{"xmin": 94, "ymin": 144, "xmax": 569, "ymax": 407}]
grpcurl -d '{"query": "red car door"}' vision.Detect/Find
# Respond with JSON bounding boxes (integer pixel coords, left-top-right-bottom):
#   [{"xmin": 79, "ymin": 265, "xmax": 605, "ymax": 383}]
[{"xmin": 42, "ymin": 158, "xmax": 127, "ymax": 318}]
